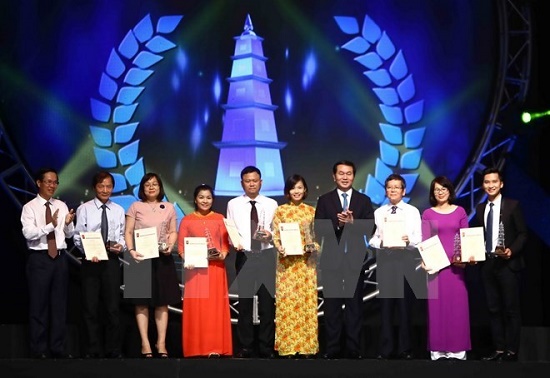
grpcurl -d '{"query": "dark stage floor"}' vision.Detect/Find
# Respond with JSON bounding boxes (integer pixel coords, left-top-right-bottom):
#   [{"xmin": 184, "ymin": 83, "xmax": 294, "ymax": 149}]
[{"xmin": 1, "ymin": 358, "xmax": 550, "ymax": 378}]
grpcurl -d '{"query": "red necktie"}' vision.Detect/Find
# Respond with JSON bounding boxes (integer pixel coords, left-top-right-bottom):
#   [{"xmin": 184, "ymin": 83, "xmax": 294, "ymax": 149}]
[{"xmin": 45, "ymin": 202, "xmax": 57, "ymax": 259}]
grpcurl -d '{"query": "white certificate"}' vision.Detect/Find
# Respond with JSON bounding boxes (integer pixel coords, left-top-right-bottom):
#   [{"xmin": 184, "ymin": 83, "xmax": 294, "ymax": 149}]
[
  {"xmin": 382, "ymin": 214, "xmax": 406, "ymax": 247},
  {"xmin": 460, "ymin": 227, "xmax": 486, "ymax": 262},
  {"xmin": 417, "ymin": 235, "xmax": 450, "ymax": 274},
  {"xmin": 279, "ymin": 222, "xmax": 303, "ymax": 256},
  {"xmin": 183, "ymin": 237, "xmax": 208, "ymax": 268},
  {"xmin": 80, "ymin": 231, "xmax": 109, "ymax": 261},
  {"xmin": 223, "ymin": 218, "xmax": 242, "ymax": 248},
  {"xmin": 134, "ymin": 227, "xmax": 160, "ymax": 260}
]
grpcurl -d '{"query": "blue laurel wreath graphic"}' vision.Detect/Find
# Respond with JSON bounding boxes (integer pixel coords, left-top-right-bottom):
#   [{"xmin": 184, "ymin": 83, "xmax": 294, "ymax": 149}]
[
  {"xmin": 334, "ymin": 15, "xmax": 425, "ymax": 206},
  {"xmin": 89, "ymin": 14, "xmax": 183, "ymax": 210}
]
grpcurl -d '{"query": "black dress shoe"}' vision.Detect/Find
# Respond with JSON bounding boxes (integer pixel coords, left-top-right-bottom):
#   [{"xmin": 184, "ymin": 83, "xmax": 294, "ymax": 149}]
[
  {"xmin": 235, "ymin": 349, "xmax": 253, "ymax": 358},
  {"xmin": 259, "ymin": 352, "xmax": 276, "ymax": 359},
  {"xmin": 52, "ymin": 353, "xmax": 73, "ymax": 359},
  {"xmin": 322, "ymin": 352, "xmax": 340, "ymax": 360},
  {"xmin": 482, "ymin": 351, "xmax": 504, "ymax": 361},
  {"xmin": 33, "ymin": 353, "xmax": 48, "ymax": 359},
  {"xmin": 84, "ymin": 353, "xmax": 100, "ymax": 359},
  {"xmin": 347, "ymin": 351, "xmax": 364, "ymax": 360},
  {"xmin": 105, "ymin": 352, "xmax": 123, "ymax": 359},
  {"xmin": 398, "ymin": 351, "xmax": 413, "ymax": 360},
  {"xmin": 298, "ymin": 354, "xmax": 316, "ymax": 359},
  {"xmin": 502, "ymin": 351, "xmax": 518, "ymax": 361}
]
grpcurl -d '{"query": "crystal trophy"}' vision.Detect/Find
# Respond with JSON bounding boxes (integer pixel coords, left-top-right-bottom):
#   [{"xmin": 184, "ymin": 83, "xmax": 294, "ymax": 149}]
[
  {"xmin": 253, "ymin": 209, "xmax": 267, "ymax": 241},
  {"xmin": 105, "ymin": 223, "xmax": 117, "ymax": 251},
  {"xmin": 494, "ymin": 221, "xmax": 506, "ymax": 255},
  {"xmin": 158, "ymin": 220, "xmax": 169, "ymax": 252},
  {"xmin": 452, "ymin": 232, "xmax": 462, "ymax": 264},
  {"xmin": 304, "ymin": 222, "xmax": 316, "ymax": 253},
  {"xmin": 205, "ymin": 227, "xmax": 220, "ymax": 259}
]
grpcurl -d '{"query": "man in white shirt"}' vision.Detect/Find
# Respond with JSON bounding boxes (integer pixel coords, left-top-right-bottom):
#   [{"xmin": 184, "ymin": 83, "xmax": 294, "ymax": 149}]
[
  {"xmin": 73, "ymin": 171, "xmax": 126, "ymax": 358},
  {"xmin": 226, "ymin": 166, "xmax": 278, "ymax": 358},
  {"xmin": 369, "ymin": 173, "xmax": 422, "ymax": 360},
  {"xmin": 21, "ymin": 167, "xmax": 75, "ymax": 359}
]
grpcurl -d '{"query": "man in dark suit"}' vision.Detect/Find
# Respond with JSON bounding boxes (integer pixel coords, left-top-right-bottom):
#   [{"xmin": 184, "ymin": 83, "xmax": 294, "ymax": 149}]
[
  {"xmin": 314, "ymin": 160, "xmax": 375, "ymax": 359},
  {"xmin": 474, "ymin": 167, "xmax": 527, "ymax": 362}
]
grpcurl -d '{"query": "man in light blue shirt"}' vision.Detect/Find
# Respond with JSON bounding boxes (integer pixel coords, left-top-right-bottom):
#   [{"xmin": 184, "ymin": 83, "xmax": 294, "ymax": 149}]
[{"xmin": 73, "ymin": 171, "xmax": 126, "ymax": 358}]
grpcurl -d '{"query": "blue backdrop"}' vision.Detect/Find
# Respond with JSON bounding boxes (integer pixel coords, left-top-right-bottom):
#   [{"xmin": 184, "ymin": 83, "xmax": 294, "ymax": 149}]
[{"xmin": 0, "ymin": 0, "xmax": 497, "ymax": 215}]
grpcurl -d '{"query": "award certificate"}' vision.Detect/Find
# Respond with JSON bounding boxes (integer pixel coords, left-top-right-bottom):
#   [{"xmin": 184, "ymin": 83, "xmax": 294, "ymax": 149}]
[
  {"xmin": 382, "ymin": 214, "xmax": 406, "ymax": 248},
  {"xmin": 223, "ymin": 218, "xmax": 243, "ymax": 249},
  {"xmin": 134, "ymin": 227, "xmax": 160, "ymax": 259},
  {"xmin": 80, "ymin": 231, "xmax": 109, "ymax": 261},
  {"xmin": 460, "ymin": 227, "xmax": 486, "ymax": 262},
  {"xmin": 279, "ymin": 222, "xmax": 303, "ymax": 256},
  {"xmin": 417, "ymin": 235, "xmax": 449, "ymax": 274},
  {"xmin": 183, "ymin": 237, "xmax": 208, "ymax": 268}
]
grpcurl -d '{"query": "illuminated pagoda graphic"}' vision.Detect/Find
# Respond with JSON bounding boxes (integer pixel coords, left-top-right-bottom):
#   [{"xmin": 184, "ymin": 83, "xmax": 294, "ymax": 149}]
[{"xmin": 214, "ymin": 14, "xmax": 286, "ymax": 196}]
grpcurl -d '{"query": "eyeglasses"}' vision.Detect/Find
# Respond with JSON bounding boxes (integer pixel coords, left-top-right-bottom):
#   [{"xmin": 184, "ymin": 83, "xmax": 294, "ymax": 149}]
[
  {"xmin": 434, "ymin": 187, "xmax": 449, "ymax": 193},
  {"xmin": 41, "ymin": 180, "xmax": 59, "ymax": 186},
  {"xmin": 385, "ymin": 186, "xmax": 403, "ymax": 191},
  {"xmin": 144, "ymin": 182, "xmax": 159, "ymax": 188}
]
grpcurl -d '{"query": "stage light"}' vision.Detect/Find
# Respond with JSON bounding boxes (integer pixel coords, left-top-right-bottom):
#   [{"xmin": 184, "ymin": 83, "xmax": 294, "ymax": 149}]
[{"xmin": 521, "ymin": 109, "xmax": 550, "ymax": 124}]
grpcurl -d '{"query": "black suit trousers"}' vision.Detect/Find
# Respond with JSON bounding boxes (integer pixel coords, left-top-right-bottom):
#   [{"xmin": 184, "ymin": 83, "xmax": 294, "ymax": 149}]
[
  {"xmin": 235, "ymin": 249, "xmax": 276, "ymax": 355},
  {"xmin": 322, "ymin": 264, "xmax": 365, "ymax": 355},
  {"xmin": 481, "ymin": 258, "xmax": 521, "ymax": 353},
  {"xmin": 26, "ymin": 250, "xmax": 68, "ymax": 356},
  {"xmin": 81, "ymin": 256, "xmax": 122, "ymax": 355}
]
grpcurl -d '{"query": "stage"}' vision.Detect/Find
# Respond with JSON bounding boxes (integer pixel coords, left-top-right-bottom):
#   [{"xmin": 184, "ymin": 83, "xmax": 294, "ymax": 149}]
[{"xmin": 1, "ymin": 357, "xmax": 550, "ymax": 378}]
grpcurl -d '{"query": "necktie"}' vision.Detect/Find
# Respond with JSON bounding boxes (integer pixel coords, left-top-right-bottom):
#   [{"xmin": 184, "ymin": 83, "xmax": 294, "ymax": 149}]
[
  {"xmin": 486, "ymin": 202, "xmax": 494, "ymax": 253},
  {"xmin": 391, "ymin": 205, "xmax": 397, "ymax": 214},
  {"xmin": 45, "ymin": 202, "xmax": 57, "ymax": 259},
  {"xmin": 342, "ymin": 193, "xmax": 349, "ymax": 211},
  {"xmin": 101, "ymin": 204, "xmax": 108, "ymax": 243},
  {"xmin": 250, "ymin": 200, "xmax": 261, "ymax": 251}
]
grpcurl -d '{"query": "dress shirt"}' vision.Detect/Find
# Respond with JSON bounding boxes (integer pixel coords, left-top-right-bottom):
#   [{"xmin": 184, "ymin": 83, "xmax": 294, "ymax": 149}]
[
  {"xmin": 226, "ymin": 194, "xmax": 278, "ymax": 251},
  {"xmin": 369, "ymin": 200, "xmax": 422, "ymax": 249},
  {"xmin": 336, "ymin": 189, "xmax": 352, "ymax": 209},
  {"xmin": 73, "ymin": 197, "xmax": 126, "ymax": 253},
  {"xmin": 21, "ymin": 194, "xmax": 75, "ymax": 250},
  {"xmin": 484, "ymin": 194, "xmax": 502, "ymax": 253}
]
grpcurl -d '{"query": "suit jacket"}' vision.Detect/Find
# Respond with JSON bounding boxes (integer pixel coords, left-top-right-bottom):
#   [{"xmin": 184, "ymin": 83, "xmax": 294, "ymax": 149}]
[
  {"xmin": 474, "ymin": 197, "xmax": 528, "ymax": 271},
  {"xmin": 314, "ymin": 188, "xmax": 375, "ymax": 270}
]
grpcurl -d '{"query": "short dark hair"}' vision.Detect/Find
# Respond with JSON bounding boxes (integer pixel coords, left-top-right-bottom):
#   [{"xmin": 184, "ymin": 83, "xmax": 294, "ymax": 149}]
[
  {"xmin": 482, "ymin": 167, "xmax": 503, "ymax": 182},
  {"xmin": 138, "ymin": 172, "xmax": 166, "ymax": 202},
  {"xmin": 429, "ymin": 176, "xmax": 456, "ymax": 206},
  {"xmin": 91, "ymin": 171, "xmax": 114, "ymax": 188},
  {"xmin": 283, "ymin": 174, "xmax": 309, "ymax": 200},
  {"xmin": 384, "ymin": 173, "xmax": 406, "ymax": 189},
  {"xmin": 241, "ymin": 165, "xmax": 261, "ymax": 179},
  {"xmin": 35, "ymin": 167, "xmax": 58, "ymax": 182},
  {"xmin": 193, "ymin": 184, "xmax": 214, "ymax": 210},
  {"xmin": 332, "ymin": 160, "xmax": 356, "ymax": 175}
]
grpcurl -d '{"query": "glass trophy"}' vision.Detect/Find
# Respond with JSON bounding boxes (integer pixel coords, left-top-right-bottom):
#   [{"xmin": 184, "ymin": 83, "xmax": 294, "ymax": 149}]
[
  {"xmin": 253, "ymin": 209, "xmax": 267, "ymax": 241},
  {"xmin": 494, "ymin": 221, "xmax": 506, "ymax": 255},
  {"xmin": 158, "ymin": 220, "xmax": 168, "ymax": 252},
  {"xmin": 105, "ymin": 223, "xmax": 117, "ymax": 251},
  {"xmin": 304, "ymin": 222, "xmax": 316, "ymax": 253},
  {"xmin": 452, "ymin": 232, "xmax": 462, "ymax": 264},
  {"xmin": 205, "ymin": 227, "xmax": 220, "ymax": 259}
]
